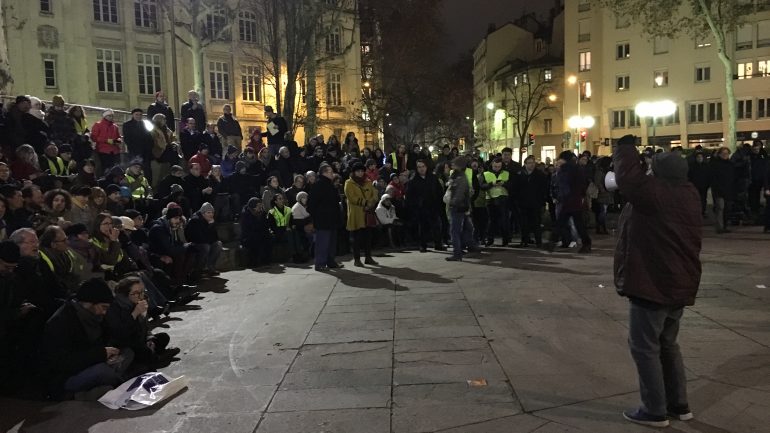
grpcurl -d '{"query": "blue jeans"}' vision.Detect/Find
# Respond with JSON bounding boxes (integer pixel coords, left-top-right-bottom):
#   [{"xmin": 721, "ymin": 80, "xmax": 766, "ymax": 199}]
[
  {"xmin": 449, "ymin": 209, "xmax": 475, "ymax": 259},
  {"xmin": 195, "ymin": 241, "xmax": 223, "ymax": 270},
  {"xmin": 314, "ymin": 229, "xmax": 337, "ymax": 267},
  {"xmin": 628, "ymin": 301, "xmax": 688, "ymax": 416},
  {"xmin": 63, "ymin": 348, "xmax": 135, "ymax": 393}
]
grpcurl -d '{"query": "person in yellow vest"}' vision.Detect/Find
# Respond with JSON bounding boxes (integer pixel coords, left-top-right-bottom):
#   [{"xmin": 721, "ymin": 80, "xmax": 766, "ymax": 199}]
[
  {"xmin": 38, "ymin": 225, "xmax": 80, "ymax": 296},
  {"xmin": 389, "ymin": 144, "xmax": 409, "ymax": 174},
  {"xmin": 90, "ymin": 213, "xmax": 123, "ymax": 279},
  {"xmin": 125, "ymin": 159, "xmax": 152, "ymax": 200},
  {"xmin": 268, "ymin": 193, "xmax": 297, "ymax": 262},
  {"xmin": 481, "ymin": 157, "xmax": 512, "ymax": 247},
  {"xmin": 40, "ymin": 142, "xmax": 71, "ymax": 177}
]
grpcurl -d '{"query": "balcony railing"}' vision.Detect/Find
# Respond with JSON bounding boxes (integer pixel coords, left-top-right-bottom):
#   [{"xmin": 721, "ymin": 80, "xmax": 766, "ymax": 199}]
[{"xmin": 578, "ymin": 33, "xmax": 591, "ymax": 42}]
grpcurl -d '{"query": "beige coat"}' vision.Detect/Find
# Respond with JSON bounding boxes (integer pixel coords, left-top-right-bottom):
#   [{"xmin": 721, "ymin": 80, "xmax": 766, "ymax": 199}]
[{"xmin": 344, "ymin": 178, "xmax": 378, "ymax": 231}]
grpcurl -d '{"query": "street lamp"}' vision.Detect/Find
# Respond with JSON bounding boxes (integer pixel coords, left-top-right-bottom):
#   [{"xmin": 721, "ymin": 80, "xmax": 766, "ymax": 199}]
[
  {"xmin": 548, "ymin": 94, "xmax": 557, "ymax": 102},
  {"xmin": 486, "ymin": 102, "xmax": 495, "ymax": 110},
  {"xmin": 635, "ymin": 100, "xmax": 677, "ymax": 149},
  {"xmin": 566, "ymin": 75, "xmax": 585, "ymax": 149}
]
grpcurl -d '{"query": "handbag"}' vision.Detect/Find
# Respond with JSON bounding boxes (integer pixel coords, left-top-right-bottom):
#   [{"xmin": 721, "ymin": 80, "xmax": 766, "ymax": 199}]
[{"xmin": 365, "ymin": 210, "xmax": 378, "ymax": 228}]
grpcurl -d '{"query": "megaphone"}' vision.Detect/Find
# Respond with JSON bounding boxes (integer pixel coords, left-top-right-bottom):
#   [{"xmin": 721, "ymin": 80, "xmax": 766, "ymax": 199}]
[{"xmin": 605, "ymin": 171, "xmax": 618, "ymax": 192}]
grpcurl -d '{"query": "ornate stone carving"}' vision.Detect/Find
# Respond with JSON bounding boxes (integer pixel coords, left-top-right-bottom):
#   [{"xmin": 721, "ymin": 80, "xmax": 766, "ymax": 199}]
[{"xmin": 37, "ymin": 25, "xmax": 59, "ymax": 49}]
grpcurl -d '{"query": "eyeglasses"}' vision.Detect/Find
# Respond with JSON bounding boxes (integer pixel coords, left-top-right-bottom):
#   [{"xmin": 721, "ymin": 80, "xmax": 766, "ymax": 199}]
[{"xmin": 128, "ymin": 291, "xmax": 146, "ymax": 299}]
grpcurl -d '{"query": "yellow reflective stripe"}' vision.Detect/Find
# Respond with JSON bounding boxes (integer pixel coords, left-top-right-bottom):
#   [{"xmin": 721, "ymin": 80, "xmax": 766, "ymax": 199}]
[
  {"xmin": 269, "ymin": 206, "xmax": 292, "ymax": 227},
  {"xmin": 47, "ymin": 157, "xmax": 66, "ymax": 175},
  {"xmin": 483, "ymin": 171, "xmax": 509, "ymax": 199},
  {"xmin": 39, "ymin": 251, "xmax": 54, "ymax": 272}
]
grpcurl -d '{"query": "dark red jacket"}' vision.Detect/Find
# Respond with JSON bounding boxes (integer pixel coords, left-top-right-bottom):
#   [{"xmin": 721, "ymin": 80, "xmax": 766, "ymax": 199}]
[{"xmin": 613, "ymin": 143, "xmax": 702, "ymax": 306}]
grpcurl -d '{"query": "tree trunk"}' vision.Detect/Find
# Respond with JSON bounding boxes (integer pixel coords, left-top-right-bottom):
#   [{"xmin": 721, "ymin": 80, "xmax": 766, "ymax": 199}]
[
  {"xmin": 304, "ymin": 31, "xmax": 318, "ymax": 140},
  {"xmin": 718, "ymin": 49, "xmax": 737, "ymax": 151},
  {"xmin": 0, "ymin": 5, "xmax": 12, "ymax": 93},
  {"xmin": 283, "ymin": 77, "xmax": 297, "ymax": 133},
  {"xmin": 270, "ymin": 0, "xmax": 282, "ymax": 114},
  {"xmin": 191, "ymin": 36, "xmax": 205, "ymax": 106}
]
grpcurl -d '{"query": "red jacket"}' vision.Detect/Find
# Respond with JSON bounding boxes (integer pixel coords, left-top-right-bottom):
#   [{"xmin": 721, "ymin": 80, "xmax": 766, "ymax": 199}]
[
  {"xmin": 189, "ymin": 153, "xmax": 212, "ymax": 177},
  {"xmin": 91, "ymin": 119, "xmax": 121, "ymax": 155},
  {"xmin": 613, "ymin": 143, "xmax": 702, "ymax": 306}
]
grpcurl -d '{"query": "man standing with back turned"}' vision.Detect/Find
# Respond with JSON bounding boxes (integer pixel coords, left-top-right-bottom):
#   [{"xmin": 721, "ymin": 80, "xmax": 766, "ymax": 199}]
[{"xmin": 613, "ymin": 134, "xmax": 702, "ymax": 428}]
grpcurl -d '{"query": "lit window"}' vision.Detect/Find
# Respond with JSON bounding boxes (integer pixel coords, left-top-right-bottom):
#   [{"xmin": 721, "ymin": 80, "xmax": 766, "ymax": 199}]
[
  {"xmin": 361, "ymin": 43, "xmax": 371, "ymax": 55},
  {"xmin": 137, "ymin": 53, "xmax": 162, "ymax": 95},
  {"xmin": 580, "ymin": 81, "xmax": 592, "ymax": 102},
  {"xmin": 579, "ymin": 51, "xmax": 591, "ymax": 71},
  {"xmin": 93, "ymin": 0, "xmax": 118, "ymax": 23},
  {"xmin": 134, "ymin": 0, "xmax": 157, "ymax": 28},
  {"xmin": 241, "ymin": 65, "xmax": 261, "ymax": 102},
  {"xmin": 96, "ymin": 48, "xmax": 123, "ymax": 93},
  {"xmin": 737, "ymin": 61, "xmax": 754, "ymax": 79},
  {"xmin": 543, "ymin": 69, "xmax": 552, "ymax": 82},
  {"xmin": 239, "ymin": 11, "xmax": 258, "ymax": 43},
  {"xmin": 327, "ymin": 72, "xmax": 342, "ymax": 106},
  {"xmin": 654, "ymin": 70, "xmax": 669, "ymax": 87},
  {"xmin": 544, "ymin": 119, "xmax": 552, "ymax": 134},
  {"xmin": 759, "ymin": 59, "xmax": 770, "ymax": 76},
  {"xmin": 209, "ymin": 61, "xmax": 230, "ymax": 100}
]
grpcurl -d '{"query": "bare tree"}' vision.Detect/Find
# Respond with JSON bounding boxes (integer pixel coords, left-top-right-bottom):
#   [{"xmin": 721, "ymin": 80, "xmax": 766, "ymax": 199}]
[
  {"xmin": 0, "ymin": 3, "xmax": 26, "ymax": 94},
  {"xmin": 597, "ymin": 0, "xmax": 758, "ymax": 151},
  {"xmin": 500, "ymin": 65, "xmax": 558, "ymax": 157},
  {"xmin": 160, "ymin": 0, "xmax": 240, "ymax": 105}
]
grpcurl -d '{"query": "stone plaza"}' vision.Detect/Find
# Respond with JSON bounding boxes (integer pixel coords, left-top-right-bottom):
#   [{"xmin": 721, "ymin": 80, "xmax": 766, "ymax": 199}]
[{"xmin": 2, "ymin": 229, "xmax": 769, "ymax": 433}]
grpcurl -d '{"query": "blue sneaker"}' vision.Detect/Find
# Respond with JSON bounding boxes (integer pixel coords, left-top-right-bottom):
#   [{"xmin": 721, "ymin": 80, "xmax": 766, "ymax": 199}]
[{"xmin": 623, "ymin": 408, "xmax": 670, "ymax": 428}]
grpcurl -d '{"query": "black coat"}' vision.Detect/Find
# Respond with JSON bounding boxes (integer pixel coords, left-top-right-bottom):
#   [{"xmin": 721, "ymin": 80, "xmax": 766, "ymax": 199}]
[
  {"xmin": 307, "ymin": 175, "xmax": 341, "ymax": 230},
  {"xmin": 265, "ymin": 116, "xmax": 288, "ymax": 145},
  {"xmin": 240, "ymin": 209, "xmax": 271, "ymax": 246},
  {"xmin": 516, "ymin": 169, "xmax": 549, "ymax": 209},
  {"xmin": 201, "ymin": 133, "xmax": 223, "ymax": 159},
  {"xmin": 41, "ymin": 301, "xmax": 108, "ymax": 395},
  {"xmin": 185, "ymin": 211, "xmax": 219, "ymax": 244},
  {"xmin": 406, "ymin": 173, "xmax": 443, "ymax": 215},
  {"xmin": 155, "ymin": 174, "xmax": 185, "ymax": 200},
  {"xmin": 148, "ymin": 217, "xmax": 185, "ymax": 257},
  {"xmin": 104, "ymin": 299, "xmax": 152, "ymax": 362},
  {"xmin": 180, "ymin": 101, "xmax": 206, "ymax": 133},
  {"xmin": 147, "ymin": 102, "xmax": 176, "ymax": 131},
  {"xmin": 179, "ymin": 129, "xmax": 203, "ymax": 161},
  {"xmin": 709, "ymin": 157, "xmax": 735, "ymax": 200},
  {"xmin": 122, "ymin": 119, "xmax": 154, "ymax": 160},
  {"xmin": 183, "ymin": 174, "xmax": 209, "ymax": 211},
  {"xmin": 688, "ymin": 160, "xmax": 710, "ymax": 191}
]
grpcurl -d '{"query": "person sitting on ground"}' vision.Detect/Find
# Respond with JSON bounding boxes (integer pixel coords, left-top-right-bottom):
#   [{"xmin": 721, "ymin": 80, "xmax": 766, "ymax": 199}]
[
  {"xmin": 291, "ymin": 191, "xmax": 313, "ymax": 260},
  {"xmin": 105, "ymin": 276, "xmax": 180, "ymax": 371},
  {"xmin": 268, "ymin": 193, "xmax": 297, "ymax": 262},
  {"xmin": 35, "ymin": 188, "xmax": 73, "ymax": 234},
  {"xmin": 261, "ymin": 176, "xmax": 283, "ymax": 210},
  {"xmin": 148, "ymin": 205, "xmax": 198, "ymax": 288},
  {"xmin": 98, "ymin": 165, "xmax": 125, "ymax": 191},
  {"xmin": 184, "ymin": 202, "xmax": 222, "ymax": 277},
  {"xmin": 220, "ymin": 145, "xmax": 240, "ymax": 178},
  {"xmin": 39, "ymin": 225, "xmax": 80, "ymax": 297},
  {"xmin": 273, "ymin": 146, "xmax": 299, "ymax": 188},
  {"xmin": 376, "ymin": 193, "xmax": 403, "ymax": 248},
  {"xmin": 71, "ymin": 159, "xmax": 97, "ymax": 190},
  {"xmin": 90, "ymin": 213, "xmax": 123, "ymax": 281},
  {"xmin": 155, "ymin": 165, "xmax": 185, "ymax": 200},
  {"xmin": 104, "ymin": 184, "xmax": 125, "ymax": 216},
  {"xmin": 240, "ymin": 198, "xmax": 272, "ymax": 267},
  {"xmin": 225, "ymin": 161, "xmax": 260, "ymax": 211},
  {"xmin": 284, "ymin": 174, "xmax": 305, "ymax": 206},
  {"xmin": 10, "ymin": 145, "xmax": 43, "ymax": 182},
  {"xmin": 11, "ymin": 228, "xmax": 62, "ymax": 319},
  {"xmin": 41, "ymin": 277, "xmax": 134, "ymax": 400},
  {"xmin": 66, "ymin": 187, "xmax": 93, "ymax": 227},
  {"xmin": 183, "ymin": 163, "xmax": 211, "ymax": 212},
  {"xmin": 66, "ymin": 223, "xmax": 99, "ymax": 283},
  {"xmin": 189, "ymin": 143, "xmax": 213, "ymax": 178},
  {"xmin": 124, "ymin": 160, "xmax": 151, "ymax": 201}
]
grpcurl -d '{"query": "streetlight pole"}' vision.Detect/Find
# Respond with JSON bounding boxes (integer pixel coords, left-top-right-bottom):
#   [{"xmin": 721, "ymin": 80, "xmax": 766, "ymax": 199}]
[{"xmin": 567, "ymin": 75, "xmax": 581, "ymax": 150}]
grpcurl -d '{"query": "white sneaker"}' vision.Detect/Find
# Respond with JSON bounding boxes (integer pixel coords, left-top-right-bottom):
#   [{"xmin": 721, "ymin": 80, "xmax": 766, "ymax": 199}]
[{"xmin": 568, "ymin": 241, "xmax": 577, "ymax": 248}]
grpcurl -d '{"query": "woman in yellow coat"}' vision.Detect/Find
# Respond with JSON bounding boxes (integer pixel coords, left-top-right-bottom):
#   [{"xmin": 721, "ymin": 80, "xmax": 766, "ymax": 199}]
[{"xmin": 344, "ymin": 161, "xmax": 379, "ymax": 267}]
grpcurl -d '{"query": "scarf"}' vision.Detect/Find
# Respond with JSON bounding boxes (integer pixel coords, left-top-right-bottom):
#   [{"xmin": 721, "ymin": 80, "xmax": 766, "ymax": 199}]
[
  {"xmin": 292, "ymin": 202, "xmax": 310, "ymax": 220},
  {"xmin": 72, "ymin": 300, "xmax": 104, "ymax": 343}
]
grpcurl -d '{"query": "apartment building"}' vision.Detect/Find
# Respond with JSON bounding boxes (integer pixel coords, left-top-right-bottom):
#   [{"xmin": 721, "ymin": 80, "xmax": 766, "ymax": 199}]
[
  {"xmin": 565, "ymin": 0, "xmax": 770, "ymax": 155},
  {"xmin": 2, "ymin": 0, "xmax": 364, "ymax": 145},
  {"xmin": 473, "ymin": 7, "xmax": 566, "ymax": 162}
]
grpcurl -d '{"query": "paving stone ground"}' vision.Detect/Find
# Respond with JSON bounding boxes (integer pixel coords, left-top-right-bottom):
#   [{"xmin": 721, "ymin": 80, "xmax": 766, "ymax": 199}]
[{"xmin": 2, "ymin": 228, "xmax": 770, "ymax": 433}]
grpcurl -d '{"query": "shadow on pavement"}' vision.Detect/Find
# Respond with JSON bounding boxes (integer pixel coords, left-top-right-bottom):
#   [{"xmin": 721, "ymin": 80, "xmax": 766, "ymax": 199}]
[
  {"xmin": 468, "ymin": 248, "xmax": 601, "ymax": 276},
  {"xmin": 330, "ymin": 268, "xmax": 406, "ymax": 291},
  {"xmin": 371, "ymin": 265, "xmax": 454, "ymax": 284}
]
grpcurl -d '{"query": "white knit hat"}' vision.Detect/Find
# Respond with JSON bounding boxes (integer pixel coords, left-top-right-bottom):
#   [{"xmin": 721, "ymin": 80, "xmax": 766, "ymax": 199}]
[{"xmin": 102, "ymin": 109, "xmax": 114, "ymax": 118}]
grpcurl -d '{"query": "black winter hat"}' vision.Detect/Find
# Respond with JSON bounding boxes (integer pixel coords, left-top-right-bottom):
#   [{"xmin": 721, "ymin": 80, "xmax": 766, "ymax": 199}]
[
  {"xmin": 166, "ymin": 206, "xmax": 184, "ymax": 219},
  {"xmin": 558, "ymin": 150, "xmax": 576, "ymax": 161},
  {"xmin": 66, "ymin": 223, "xmax": 89, "ymax": 237},
  {"xmin": 77, "ymin": 278, "xmax": 114, "ymax": 304},
  {"xmin": 0, "ymin": 240, "xmax": 20, "ymax": 263},
  {"xmin": 105, "ymin": 184, "xmax": 121, "ymax": 196},
  {"xmin": 652, "ymin": 152, "xmax": 688, "ymax": 182}
]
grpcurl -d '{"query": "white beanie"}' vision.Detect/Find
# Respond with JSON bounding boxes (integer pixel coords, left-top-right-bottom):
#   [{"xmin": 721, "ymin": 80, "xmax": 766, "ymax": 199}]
[
  {"xmin": 103, "ymin": 109, "xmax": 114, "ymax": 118},
  {"xmin": 200, "ymin": 202, "xmax": 215, "ymax": 214}
]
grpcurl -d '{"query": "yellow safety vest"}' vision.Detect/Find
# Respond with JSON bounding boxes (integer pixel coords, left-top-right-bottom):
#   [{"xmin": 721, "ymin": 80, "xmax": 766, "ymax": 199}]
[
  {"xmin": 390, "ymin": 152, "xmax": 407, "ymax": 171},
  {"xmin": 269, "ymin": 206, "xmax": 292, "ymax": 228},
  {"xmin": 90, "ymin": 238, "xmax": 123, "ymax": 270},
  {"xmin": 39, "ymin": 249, "xmax": 74, "ymax": 273},
  {"xmin": 483, "ymin": 170, "xmax": 510, "ymax": 200},
  {"xmin": 46, "ymin": 156, "xmax": 68, "ymax": 176},
  {"xmin": 125, "ymin": 174, "xmax": 150, "ymax": 199}
]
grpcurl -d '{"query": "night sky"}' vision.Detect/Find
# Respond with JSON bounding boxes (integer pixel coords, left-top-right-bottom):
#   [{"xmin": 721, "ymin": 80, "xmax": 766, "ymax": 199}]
[{"xmin": 441, "ymin": 0, "xmax": 553, "ymax": 61}]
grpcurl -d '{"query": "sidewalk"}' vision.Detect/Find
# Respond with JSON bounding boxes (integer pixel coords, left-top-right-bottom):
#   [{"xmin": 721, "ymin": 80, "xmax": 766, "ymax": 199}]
[{"xmin": 2, "ymin": 229, "xmax": 769, "ymax": 433}]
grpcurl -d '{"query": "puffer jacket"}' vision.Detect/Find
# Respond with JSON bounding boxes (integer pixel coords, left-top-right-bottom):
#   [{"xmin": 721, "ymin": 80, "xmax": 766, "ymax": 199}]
[{"xmin": 613, "ymin": 143, "xmax": 702, "ymax": 306}]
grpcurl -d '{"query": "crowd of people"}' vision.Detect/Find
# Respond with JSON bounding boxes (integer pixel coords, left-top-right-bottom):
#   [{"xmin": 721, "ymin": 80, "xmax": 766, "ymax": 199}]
[{"xmin": 1, "ymin": 89, "xmax": 769, "ymax": 401}]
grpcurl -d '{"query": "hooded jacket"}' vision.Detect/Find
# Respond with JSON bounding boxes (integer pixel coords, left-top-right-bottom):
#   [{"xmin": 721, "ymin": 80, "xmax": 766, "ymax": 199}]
[
  {"xmin": 375, "ymin": 194, "xmax": 398, "ymax": 225},
  {"xmin": 613, "ymin": 140, "xmax": 702, "ymax": 306}
]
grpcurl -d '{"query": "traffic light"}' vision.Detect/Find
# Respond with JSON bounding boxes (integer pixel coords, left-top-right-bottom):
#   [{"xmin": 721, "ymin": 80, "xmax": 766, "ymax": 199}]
[{"xmin": 528, "ymin": 133, "xmax": 535, "ymax": 147}]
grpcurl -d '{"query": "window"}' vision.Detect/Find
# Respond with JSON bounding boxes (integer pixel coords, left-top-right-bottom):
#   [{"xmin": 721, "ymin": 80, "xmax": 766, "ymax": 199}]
[
  {"xmin": 695, "ymin": 65, "xmax": 711, "ymax": 82},
  {"xmin": 759, "ymin": 20, "xmax": 770, "ymax": 47},
  {"xmin": 241, "ymin": 65, "xmax": 262, "ymax": 102},
  {"xmin": 654, "ymin": 70, "xmax": 669, "ymax": 87},
  {"xmin": 653, "ymin": 37, "xmax": 669, "ymax": 54},
  {"xmin": 544, "ymin": 119, "xmax": 552, "ymax": 134},
  {"xmin": 205, "ymin": 9, "xmax": 227, "ymax": 39},
  {"xmin": 327, "ymin": 72, "xmax": 342, "ymax": 106},
  {"xmin": 737, "ymin": 24, "xmax": 753, "ymax": 50},
  {"xmin": 612, "ymin": 110, "xmax": 626, "ymax": 129},
  {"xmin": 578, "ymin": 0, "xmax": 591, "ymax": 12},
  {"xmin": 738, "ymin": 61, "xmax": 754, "ymax": 79},
  {"xmin": 759, "ymin": 59, "xmax": 770, "ymax": 76},
  {"xmin": 513, "ymin": 75, "xmax": 519, "ymax": 87},
  {"xmin": 758, "ymin": 98, "xmax": 770, "ymax": 118},
  {"xmin": 664, "ymin": 107, "xmax": 680, "ymax": 125},
  {"xmin": 134, "ymin": 0, "xmax": 157, "ymax": 28},
  {"xmin": 522, "ymin": 73, "xmax": 528, "ymax": 84},
  {"xmin": 325, "ymin": 27, "xmax": 342, "ymax": 54},
  {"xmin": 93, "ymin": 0, "xmax": 118, "ymax": 23},
  {"xmin": 535, "ymin": 39, "xmax": 544, "ymax": 52},
  {"xmin": 137, "ymin": 53, "xmax": 161, "ymax": 95},
  {"xmin": 43, "ymin": 58, "xmax": 56, "ymax": 88},
  {"xmin": 689, "ymin": 103, "xmax": 705, "ymax": 123},
  {"xmin": 578, "ymin": 19, "xmax": 590, "ymax": 42},
  {"xmin": 239, "ymin": 11, "xmax": 258, "ymax": 43},
  {"xmin": 580, "ymin": 81, "xmax": 592, "ymax": 102},
  {"xmin": 628, "ymin": 109, "xmax": 641, "ymax": 128},
  {"xmin": 40, "ymin": 0, "xmax": 52, "ymax": 13},
  {"xmin": 209, "ymin": 61, "xmax": 230, "ymax": 100},
  {"xmin": 579, "ymin": 51, "xmax": 591, "ymax": 71},
  {"xmin": 616, "ymin": 75, "xmax": 630, "ymax": 91},
  {"xmin": 96, "ymin": 48, "xmax": 123, "ymax": 92},
  {"xmin": 708, "ymin": 102, "xmax": 722, "ymax": 122},
  {"xmin": 616, "ymin": 42, "xmax": 630, "ymax": 59},
  {"xmin": 361, "ymin": 43, "xmax": 371, "ymax": 55},
  {"xmin": 543, "ymin": 69, "xmax": 552, "ymax": 82},
  {"xmin": 738, "ymin": 99, "xmax": 753, "ymax": 120}
]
